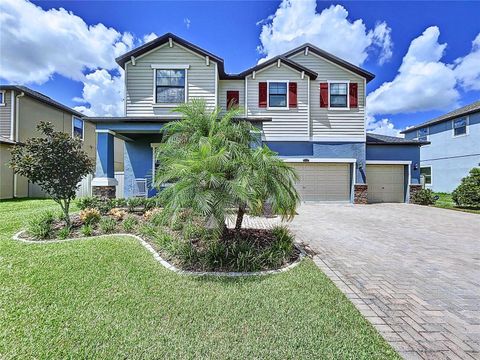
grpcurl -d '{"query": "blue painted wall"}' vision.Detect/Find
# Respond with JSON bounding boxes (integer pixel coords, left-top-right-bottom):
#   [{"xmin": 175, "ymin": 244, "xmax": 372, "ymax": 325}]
[
  {"xmin": 95, "ymin": 132, "xmax": 115, "ymax": 179},
  {"xmin": 366, "ymin": 144, "xmax": 421, "ymax": 184},
  {"xmin": 124, "ymin": 135, "xmax": 161, "ymax": 198},
  {"xmin": 403, "ymin": 111, "xmax": 480, "ymax": 192},
  {"xmin": 265, "ymin": 141, "xmax": 367, "ymax": 184}
]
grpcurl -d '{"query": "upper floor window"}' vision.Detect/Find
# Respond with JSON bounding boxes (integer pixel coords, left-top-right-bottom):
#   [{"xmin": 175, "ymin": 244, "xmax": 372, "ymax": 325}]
[
  {"xmin": 329, "ymin": 83, "xmax": 348, "ymax": 108},
  {"xmin": 417, "ymin": 127, "xmax": 429, "ymax": 141},
  {"xmin": 0, "ymin": 91, "xmax": 5, "ymax": 106},
  {"xmin": 72, "ymin": 117, "xmax": 84, "ymax": 140},
  {"xmin": 155, "ymin": 69, "xmax": 186, "ymax": 104},
  {"xmin": 453, "ymin": 117, "xmax": 468, "ymax": 137},
  {"xmin": 268, "ymin": 82, "xmax": 288, "ymax": 108}
]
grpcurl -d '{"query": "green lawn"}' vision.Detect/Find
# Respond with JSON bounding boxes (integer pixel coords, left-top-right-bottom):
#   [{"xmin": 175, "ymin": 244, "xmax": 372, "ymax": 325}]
[
  {"xmin": 433, "ymin": 192, "xmax": 480, "ymax": 214},
  {"xmin": 0, "ymin": 199, "xmax": 398, "ymax": 359}
]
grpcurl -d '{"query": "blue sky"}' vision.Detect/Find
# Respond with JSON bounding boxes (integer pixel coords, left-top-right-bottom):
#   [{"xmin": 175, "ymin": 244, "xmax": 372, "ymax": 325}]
[{"xmin": 1, "ymin": 0, "xmax": 479, "ymax": 135}]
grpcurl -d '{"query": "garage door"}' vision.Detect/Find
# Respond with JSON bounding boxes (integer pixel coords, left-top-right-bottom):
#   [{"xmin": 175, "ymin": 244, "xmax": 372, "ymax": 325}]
[
  {"xmin": 367, "ymin": 164, "xmax": 405, "ymax": 203},
  {"xmin": 288, "ymin": 163, "xmax": 351, "ymax": 202}
]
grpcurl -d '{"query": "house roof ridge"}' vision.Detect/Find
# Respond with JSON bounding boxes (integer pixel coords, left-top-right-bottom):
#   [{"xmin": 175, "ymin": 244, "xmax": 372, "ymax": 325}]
[
  {"xmin": 0, "ymin": 84, "xmax": 85, "ymax": 118},
  {"xmin": 401, "ymin": 100, "xmax": 480, "ymax": 134},
  {"xmin": 115, "ymin": 32, "xmax": 375, "ymax": 82}
]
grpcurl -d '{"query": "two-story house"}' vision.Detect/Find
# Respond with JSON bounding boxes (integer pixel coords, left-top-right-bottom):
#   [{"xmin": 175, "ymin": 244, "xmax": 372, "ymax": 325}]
[
  {"xmin": 402, "ymin": 101, "xmax": 480, "ymax": 193},
  {"xmin": 0, "ymin": 85, "xmax": 101, "ymax": 199},
  {"xmin": 88, "ymin": 33, "xmax": 427, "ymax": 204}
]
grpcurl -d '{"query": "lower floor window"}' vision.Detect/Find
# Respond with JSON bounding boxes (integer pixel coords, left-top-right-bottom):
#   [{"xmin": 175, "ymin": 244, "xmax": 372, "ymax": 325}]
[{"xmin": 420, "ymin": 166, "xmax": 432, "ymax": 185}]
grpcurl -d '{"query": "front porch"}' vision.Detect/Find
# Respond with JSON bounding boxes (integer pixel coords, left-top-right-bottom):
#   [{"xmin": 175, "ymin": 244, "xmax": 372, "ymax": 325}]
[{"xmin": 91, "ymin": 118, "xmax": 171, "ymax": 198}]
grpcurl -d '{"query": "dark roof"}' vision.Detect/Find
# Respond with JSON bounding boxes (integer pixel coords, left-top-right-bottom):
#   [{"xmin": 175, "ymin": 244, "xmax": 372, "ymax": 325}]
[
  {"xmin": 87, "ymin": 116, "xmax": 271, "ymax": 123},
  {"xmin": 401, "ymin": 100, "xmax": 480, "ymax": 134},
  {"xmin": 236, "ymin": 56, "xmax": 317, "ymax": 79},
  {"xmin": 116, "ymin": 33, "xmax": 228, "ymax": 78},
  {"xmin": 366, "ymin": 133, "xmax": 429, "ymax": 145},
  {"xmin": 282, "ymin": 43, "xmax": 375, "ymax": 83},
  {"xmin": 115, "ymin": 33, "xmax": 374, "ymax": 81},
  {"xmin": 0, "ymin": 135, "xmax": 16, "ymax": 145},
  {"xmin": 0, "ymin": 85, "xmax": 85, "ymax": 118}
]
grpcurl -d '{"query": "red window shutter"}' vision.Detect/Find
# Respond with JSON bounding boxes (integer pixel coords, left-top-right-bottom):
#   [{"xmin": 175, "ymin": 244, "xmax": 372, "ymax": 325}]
[
  {"xmin": 259, "ymin": 82, "xmax": 267, "ymax": 108},
  {"xmin": 320, "ymin": 83, "xmax": 328, "ymax": 108},
  {"xmin": 349, "ymin": 83, "xmax": 358, "ymax": 108},
  {"xmin": 226, "ymin": 90, "xmax": 239, "ymax": 110},
  {"xmin": 289, "ymin": 82, "xmax": 297, "ymax": 108}
]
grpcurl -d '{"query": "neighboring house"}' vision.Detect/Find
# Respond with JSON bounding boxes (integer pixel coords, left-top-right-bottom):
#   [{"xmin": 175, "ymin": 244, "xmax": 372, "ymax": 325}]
[
  {"xmin": 0, "ymin": 85, "xmax": 101, "ymax": 199},
  {"xmin": 402, "ymin": 101, "xmax": 480, "ymax": 193},
  {"xmin": 87, "ymin": 33, "xmax": 427, "ymax": 203}
]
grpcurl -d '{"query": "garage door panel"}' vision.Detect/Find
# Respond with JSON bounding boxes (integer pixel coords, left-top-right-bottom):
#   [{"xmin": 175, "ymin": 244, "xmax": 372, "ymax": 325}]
[
  {"xmin": 367, "ymin": 165, "xmax": 405, "ymax": 203},
  {"xmin": 288, "ymin": 163, "xmax": 351, "ymax": 202}
]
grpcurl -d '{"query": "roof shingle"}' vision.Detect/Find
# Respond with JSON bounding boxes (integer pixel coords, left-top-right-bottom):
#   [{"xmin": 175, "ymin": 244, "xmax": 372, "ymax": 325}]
[{"xmin": 401, "ymin": 100, "xmax": 480, "ymax": 134}]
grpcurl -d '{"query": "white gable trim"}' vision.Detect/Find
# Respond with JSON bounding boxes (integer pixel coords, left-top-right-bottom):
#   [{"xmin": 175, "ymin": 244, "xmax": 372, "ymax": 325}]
[
  {"xmin": 289, "ymin": 51, "xmax": 364, "ymax": 80},
  {"xmin": 124, "ymin": 41, "xmax": 218, "ymax": 66},
  {"xmin": 246, "ymin": 62, "xmax": 305, "ymax": 79}
]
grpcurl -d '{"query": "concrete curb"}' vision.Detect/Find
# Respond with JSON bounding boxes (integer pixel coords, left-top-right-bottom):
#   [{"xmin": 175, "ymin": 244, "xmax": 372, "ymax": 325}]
[{"xmin": 12, "ymin": 230, "xmax": 305, "ymax": 277}]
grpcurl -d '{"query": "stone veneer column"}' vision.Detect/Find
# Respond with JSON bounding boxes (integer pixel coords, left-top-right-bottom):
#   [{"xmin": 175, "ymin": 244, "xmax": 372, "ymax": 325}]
[
  {"xmin": 354, "ymin": 184, "xmax": 368, "ymax": 204},
  {"xmin": 409, "ymin": 184, "xmax": 423, "ymax": 203},
  {"xmin": 92, "ymin": 186, "xmax": 116, "ymax": 199}
]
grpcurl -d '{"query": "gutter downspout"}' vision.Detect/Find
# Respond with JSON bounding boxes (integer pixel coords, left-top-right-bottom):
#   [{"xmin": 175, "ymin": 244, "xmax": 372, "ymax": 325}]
[{"xmin": 13, "ymin": 91, "xmax": 25, "ymax": 198}]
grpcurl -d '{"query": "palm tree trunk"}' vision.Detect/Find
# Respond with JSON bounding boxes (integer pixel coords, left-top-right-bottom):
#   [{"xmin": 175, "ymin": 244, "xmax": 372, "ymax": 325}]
[{"xmin": 235, "ymin": 204, "xmax": 245, "ymax": 231}]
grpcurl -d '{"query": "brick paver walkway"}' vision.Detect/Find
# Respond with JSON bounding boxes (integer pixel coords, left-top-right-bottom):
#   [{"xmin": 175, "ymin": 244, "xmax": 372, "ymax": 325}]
[{"xmin": 289, "ymin": 203, "xmax": 480, "ymax": 360}]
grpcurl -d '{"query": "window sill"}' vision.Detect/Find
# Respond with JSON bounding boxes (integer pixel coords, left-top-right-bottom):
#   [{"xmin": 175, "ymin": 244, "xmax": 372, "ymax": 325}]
[
  {"xmin": 452, "ymin": 133, "xmax": 468, "ymax": 138},
  {"xmin": 328, "ymin": 107, "xmax": 350, "ymax": 111},
  {"xmin": 152, "ymin": 103, "xmax": 183, "ymax": 108},
  {"xmin": 267, "ymin": 107, "xmax": 290, "ymax": 111},
  {"xmin": 0, "ymin": 104, "xmax": 5, "ymax": 107}
]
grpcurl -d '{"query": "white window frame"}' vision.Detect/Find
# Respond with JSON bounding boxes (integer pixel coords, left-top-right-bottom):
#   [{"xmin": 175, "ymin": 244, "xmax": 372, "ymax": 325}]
[
  {"xmin": 152, "ymin": 64, "xmax": 189, "ymax": 107},
  {"xmin": 328, "ymin": 80, "xmax": 350, "ymax": 110},
  {"xmin": 452, "ymin": 116, "xmax": 469, "ymax": 138},
  {"xmin": 267, "ymin": 80, "xmax": 289, "ymax": 110},
  {"xmin": 0, "ymin": 90, "xmax": 5, "ymax": 106},
  {"xmin": 416, "ymin": 127, "xmax": 429, "ymax": 142},
  {"xmin": 420, "ymin": 165, "xmax": 432, "ymax": 187},
  {"xmin": 72, "ymin": 116, "xmax": 84, "ymax": 141}
]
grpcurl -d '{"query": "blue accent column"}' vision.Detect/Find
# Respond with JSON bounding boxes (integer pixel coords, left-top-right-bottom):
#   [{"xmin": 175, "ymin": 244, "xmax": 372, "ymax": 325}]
[{"xmin": 95, "ymin": 132, "xmax": 115, "ymax": 179}]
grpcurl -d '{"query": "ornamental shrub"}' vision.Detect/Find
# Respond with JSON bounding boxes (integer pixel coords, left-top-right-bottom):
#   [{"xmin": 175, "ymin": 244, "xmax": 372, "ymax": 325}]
[
  {"xmin": 27, "ymin": 211, "xmax": 55, "ymax": 239},
  {"xmin": 452, "ymin": 168, "xmax": 480, "ymax": 207},
  {"xmin": 411, "ymin": 188, "xmax": 437, "ymax": 206},
  {"xmin": 79, "ymin": 208, "xmax": 101, "ymax": 225}
]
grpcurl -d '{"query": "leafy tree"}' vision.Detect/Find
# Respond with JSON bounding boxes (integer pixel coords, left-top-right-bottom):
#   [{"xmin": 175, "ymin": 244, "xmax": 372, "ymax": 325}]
[
  {"xmin": 155, "ymin": 100, "xmax": 299, "ymax": 235},
  {"xmin": 452, "ymin": 167, "xmax": 480, "ymax": 207},
  {"xmin": 9, "ymin": 122, "xmax": 94, "ymax": 225}
]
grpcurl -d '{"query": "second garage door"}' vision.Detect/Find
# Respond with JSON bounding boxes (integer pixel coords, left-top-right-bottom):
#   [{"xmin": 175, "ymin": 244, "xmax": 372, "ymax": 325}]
[
  {"xmin": 288, "ymin": 163, "xmax": 351, "ymax": 202},
  {"xmin": 367, "ymin": 164, "xmax": 405, "ymax": 203}
]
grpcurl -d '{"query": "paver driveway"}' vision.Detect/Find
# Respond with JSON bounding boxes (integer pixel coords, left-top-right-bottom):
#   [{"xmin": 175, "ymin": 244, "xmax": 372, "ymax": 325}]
[{"xmin": 289, "ymin": 203, "xmax": 480, "ymax": 360}]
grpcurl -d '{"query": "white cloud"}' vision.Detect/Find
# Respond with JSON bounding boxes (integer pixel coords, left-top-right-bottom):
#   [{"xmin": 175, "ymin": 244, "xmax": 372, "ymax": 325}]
[
  {"xmin": 184, "ymin": 18, "xmax": 191, "ymax": 29},
  {"xmin": 143, "ymin": 32, "xmax": 158, "ymax": 43},
  {"xmin": 453, "ymin": 33, "xmax": 480, "ymax": 91},
  {"xmin": 0, "ymin": 0, "xmax": 136, "ymax": 84},
  {"xmin": 74, "ymin": 69, "xmax": 124, "ymax": 117},
  {"xmin": 257, "ymin": 1, "xmax": 392, "ymax": 66},
  {"xmin": 367, "ymin": 26, "xmax": 459, "ymax": 116},
  {"xmin": 366, "ymin": 115, "xmax": 403, "ymax": 137}
]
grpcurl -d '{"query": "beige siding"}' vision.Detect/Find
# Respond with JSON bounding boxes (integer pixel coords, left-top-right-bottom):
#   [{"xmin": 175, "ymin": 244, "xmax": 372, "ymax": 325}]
[
  {"xmin": 218, "ymin": 80, "xmax": 245, "ymax": 113},
  {"xmin": 289, "ymin": 52, "xmax": 366, "ymax": 140},
  {"xmin": 0, "ymin": 144, "xmax": 14, "ymax": 199},
  {"xmin": 126, "ymin": 42, "xmax": 217, "ymax": 117},
  {"xmin": 247, "ymin": 64, "xmax": 309, "ymax": 140},
  {"xmin": 0, "ymin": 90, "xmax": 13, "ymax": 138}
]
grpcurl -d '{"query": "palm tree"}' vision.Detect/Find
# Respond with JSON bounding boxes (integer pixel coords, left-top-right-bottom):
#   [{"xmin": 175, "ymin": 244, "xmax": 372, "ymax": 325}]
[{"xmin": 155, "ymin": 100, "xmax": 299, "ymax": 235}]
